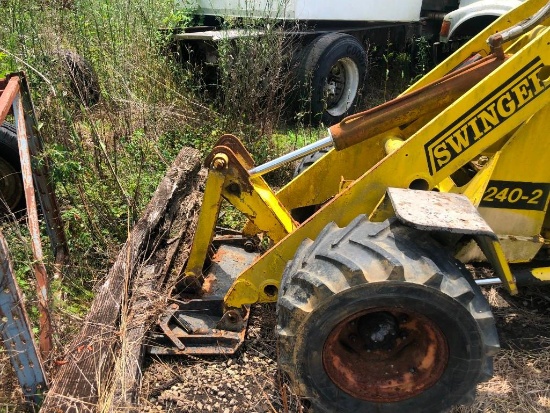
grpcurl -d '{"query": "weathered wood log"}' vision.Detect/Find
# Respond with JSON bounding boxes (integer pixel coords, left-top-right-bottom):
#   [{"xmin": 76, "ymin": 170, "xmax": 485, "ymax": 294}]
[
  {"xmin": 109, "ymin": 168, "xmax": 206, "ymax": 410},
  {"xmin": 40, "ymin": 147, "xmax": 204, "ymax": 413}
]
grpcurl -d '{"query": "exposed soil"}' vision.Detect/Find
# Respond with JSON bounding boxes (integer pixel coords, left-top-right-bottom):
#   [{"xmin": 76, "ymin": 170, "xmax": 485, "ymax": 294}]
[
  {"xmin": 453, "ymin": 284, "xmax": 550, "ymax": 413},
  {"xmin": 139, "ymin": 304, "xmax": 296, "ymax": 413}
]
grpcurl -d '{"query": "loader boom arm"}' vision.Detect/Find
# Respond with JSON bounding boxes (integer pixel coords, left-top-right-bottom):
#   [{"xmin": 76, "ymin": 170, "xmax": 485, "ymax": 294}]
[{"xmin": 179, "ymin": 0, "xmax": 550, "ymax": 310}]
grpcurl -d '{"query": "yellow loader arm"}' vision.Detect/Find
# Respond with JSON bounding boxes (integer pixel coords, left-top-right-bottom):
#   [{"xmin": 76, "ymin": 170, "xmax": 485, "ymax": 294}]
[{"xmin": 182, "ymin": 0, "xmax": 550, "ymax": 307}]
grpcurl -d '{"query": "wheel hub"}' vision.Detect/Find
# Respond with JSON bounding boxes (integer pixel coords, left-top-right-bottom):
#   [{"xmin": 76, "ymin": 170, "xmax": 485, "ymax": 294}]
[
  {"xmin": 322, "ymin": 307, "xmax": 449, "ymax": 402},
  {"xmin": 357, "ymin": 311, "xmax": 398, "ymax": 350},
  {"xmin": 323, "ymin": 57, "xmax": 360, "ymax": 117},
  {"xmin": 324, "ymin": 62, "xmax": 346, "ymax": 106}
]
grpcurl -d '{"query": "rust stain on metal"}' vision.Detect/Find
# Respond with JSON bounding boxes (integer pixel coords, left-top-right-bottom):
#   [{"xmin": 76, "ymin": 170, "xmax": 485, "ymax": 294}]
[
  {"xmin": 0, "ymin": 75, "xmax": 19, "ymax": 125},
  {"xmin": 213, "ymin": 248, "xmax": 248, "ymax": 264},
  {"xmin": 201, "ymin": 274, "xmax": 218, "ymax": 295},
  {"xmin": 322, "ymin": 307, "xmax": 448, "ymax": 402},
  {"xmin": 14, "ymin": 92, "xmax": 53, "ymax": 358}
]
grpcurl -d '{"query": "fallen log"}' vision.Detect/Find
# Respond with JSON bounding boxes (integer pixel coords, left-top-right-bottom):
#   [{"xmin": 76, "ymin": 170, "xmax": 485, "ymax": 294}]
[
  {"xmin": 40, "ymin": 147, "xmax": 204, "ymax": 413},
  {"xmin": 110, "ymin": 168, "xmax": 206, "ymax": 410}
]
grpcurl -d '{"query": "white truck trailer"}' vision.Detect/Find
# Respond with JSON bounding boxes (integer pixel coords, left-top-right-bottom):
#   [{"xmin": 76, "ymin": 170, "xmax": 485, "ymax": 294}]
[{"xmin": 173, "ymin": 0, "xmax": 462, "ymax": 123}]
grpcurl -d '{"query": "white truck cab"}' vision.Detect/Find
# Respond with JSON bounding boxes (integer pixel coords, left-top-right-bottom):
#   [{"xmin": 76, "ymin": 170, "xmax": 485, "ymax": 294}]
[{"xmin": 435, "ymin": 0, "xmax": 524, "ymax": 60}]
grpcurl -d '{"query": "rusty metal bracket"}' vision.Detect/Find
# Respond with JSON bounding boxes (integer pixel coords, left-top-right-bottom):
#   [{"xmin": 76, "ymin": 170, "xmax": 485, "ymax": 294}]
[
  {"xmin": 151, "ymin": 244, "xmax": 257, "ymax": 355},
  {"xmin": 148, "ymin": 298, "xmax": 248, "ymax": 355}
]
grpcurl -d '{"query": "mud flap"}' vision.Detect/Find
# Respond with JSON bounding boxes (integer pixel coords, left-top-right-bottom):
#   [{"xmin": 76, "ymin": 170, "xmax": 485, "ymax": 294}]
[{"xmin": 387, "ymin": 188, "xmax": 518, "ymax": 294}]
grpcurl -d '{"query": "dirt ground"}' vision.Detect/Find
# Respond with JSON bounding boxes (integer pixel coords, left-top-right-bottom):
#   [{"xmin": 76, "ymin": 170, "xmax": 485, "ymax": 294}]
[
  {"xmin": 137, "ymin": 279, "xmax": 550, "ymax": 413},
  {"xmin": 2, "ymin": 269, "xmax": 550, "ymax": 412}
]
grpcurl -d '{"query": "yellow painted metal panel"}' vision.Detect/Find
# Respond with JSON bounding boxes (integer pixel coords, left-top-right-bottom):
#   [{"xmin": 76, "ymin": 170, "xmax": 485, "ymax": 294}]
[
  {"xmin": 224, "ymin": 176, "xmax": 295, "ymax": 243},
  {"xmin": 476, "ymin": 103, "xmax": 550, "ymax": 261},
  {"xmin": 530, "ymin": 266, "xmax": 550, "ymax": 281},
  {"xmin": 275, "ymin": 134, "xmax": 388, "ymax": 211},
  {"xmin": 186, "ymin": 169, "xmax": 226, "ymax": 277}
]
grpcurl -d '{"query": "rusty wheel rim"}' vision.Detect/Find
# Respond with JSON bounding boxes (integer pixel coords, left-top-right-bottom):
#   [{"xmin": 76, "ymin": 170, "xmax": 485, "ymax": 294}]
[{"xmin": 322, "ymin": 307, "xmax": 449, "ymax": 402}]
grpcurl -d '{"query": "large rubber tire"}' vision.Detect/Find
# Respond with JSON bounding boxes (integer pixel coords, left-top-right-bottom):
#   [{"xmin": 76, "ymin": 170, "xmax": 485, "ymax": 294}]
[
  {"xmin": 297, "ymin": 33, "xmax": 367, "ymax": 125},
  {"xmin": 59, "ymin": 50, "xmax": 101, "ymax": 106},
  {"xmin": 277, "ymin": 217, "xmax": 499, "ymax": 413},
  {"xmin": 0, "ymin": 122, "xmax": 25, "ymax": 215}
]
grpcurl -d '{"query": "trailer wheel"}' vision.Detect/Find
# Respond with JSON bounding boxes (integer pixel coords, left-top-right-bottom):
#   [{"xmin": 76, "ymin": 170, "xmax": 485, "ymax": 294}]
[
  {"xmin": 0, "ymin": 123, "xmax": 25, "ymax": 215},
  {"xmin": 277, "ymin": 217, "xmax": 499, "ymax": 412},
  {"xmin": 58, "ymin": 50, "xmax": 100, "ymax": 106},
  {"xmin": 297, "ymin": 33, "xmax": 367, "ymax": 124}
]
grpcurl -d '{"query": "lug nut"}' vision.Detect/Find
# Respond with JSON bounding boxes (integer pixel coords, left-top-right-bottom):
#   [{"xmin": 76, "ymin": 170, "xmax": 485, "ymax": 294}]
[{"xmin": 244, "ymin": 239, "xmax": 255, "ymax": 252}]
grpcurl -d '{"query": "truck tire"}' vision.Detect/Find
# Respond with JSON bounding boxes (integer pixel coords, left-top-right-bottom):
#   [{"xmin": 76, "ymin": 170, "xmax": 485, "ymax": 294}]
[
  {"xmin": 277, "ymin": 216, "xmax": 499, "ymax": 413},
  {"xmin": 0, "ymin": 123, "xmax": 25, "ymax": 215},
  {"xmin": 297, "ymin": 33, "xmax": 367, "ymax": 125}
]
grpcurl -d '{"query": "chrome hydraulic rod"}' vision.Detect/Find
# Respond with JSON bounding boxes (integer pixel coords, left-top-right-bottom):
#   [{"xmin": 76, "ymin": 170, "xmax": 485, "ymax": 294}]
[
  {"xmin": 248, "ymin": 136, "xmax": 333, "ymax": 177},
  {"xmin": 475, "ymin": 278, "xmax": 502, "ymax": 286}
]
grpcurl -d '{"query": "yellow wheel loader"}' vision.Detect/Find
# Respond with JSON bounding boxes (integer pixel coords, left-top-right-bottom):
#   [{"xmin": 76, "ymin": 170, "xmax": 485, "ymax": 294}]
[{"xmin": 148, "ymin": 0, "xmax": 550, "ymax": 411}]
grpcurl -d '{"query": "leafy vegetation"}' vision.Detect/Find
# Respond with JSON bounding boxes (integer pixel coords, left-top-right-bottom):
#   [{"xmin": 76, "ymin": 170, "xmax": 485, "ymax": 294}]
[
  {"xmin": 0, "ymin": 0, "xmax": 214, "ymax": 361},
  {"xmin": 0, "ymin": 0, "xmax": 309, "ymax": 356}
]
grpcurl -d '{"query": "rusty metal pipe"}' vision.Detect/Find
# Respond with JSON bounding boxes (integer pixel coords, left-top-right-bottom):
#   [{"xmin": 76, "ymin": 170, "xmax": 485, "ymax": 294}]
[
  {"xmin": 0, "ymin": 76, "xmax": 19, "ymax": 125},
  {"xmin": 329, "ymin": 56, "xmax": 505, "ymax": 151},
  {"xmin": 14, "ymin": 93, "xmax": 53, "ymax": 359}
]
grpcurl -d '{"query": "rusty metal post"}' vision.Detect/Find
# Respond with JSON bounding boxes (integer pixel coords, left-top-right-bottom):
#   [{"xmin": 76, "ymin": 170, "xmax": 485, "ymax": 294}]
[
  {"xmin": 13, "ymin": 92, "xmax": 53, "ymax": 359},
  {"xmin": 18, "ymin": 75, "xmax": 68, "ymax": 258},
  {"xmin": 18, "ymin": 74, "xmax": 69, "ymax": 283}
]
